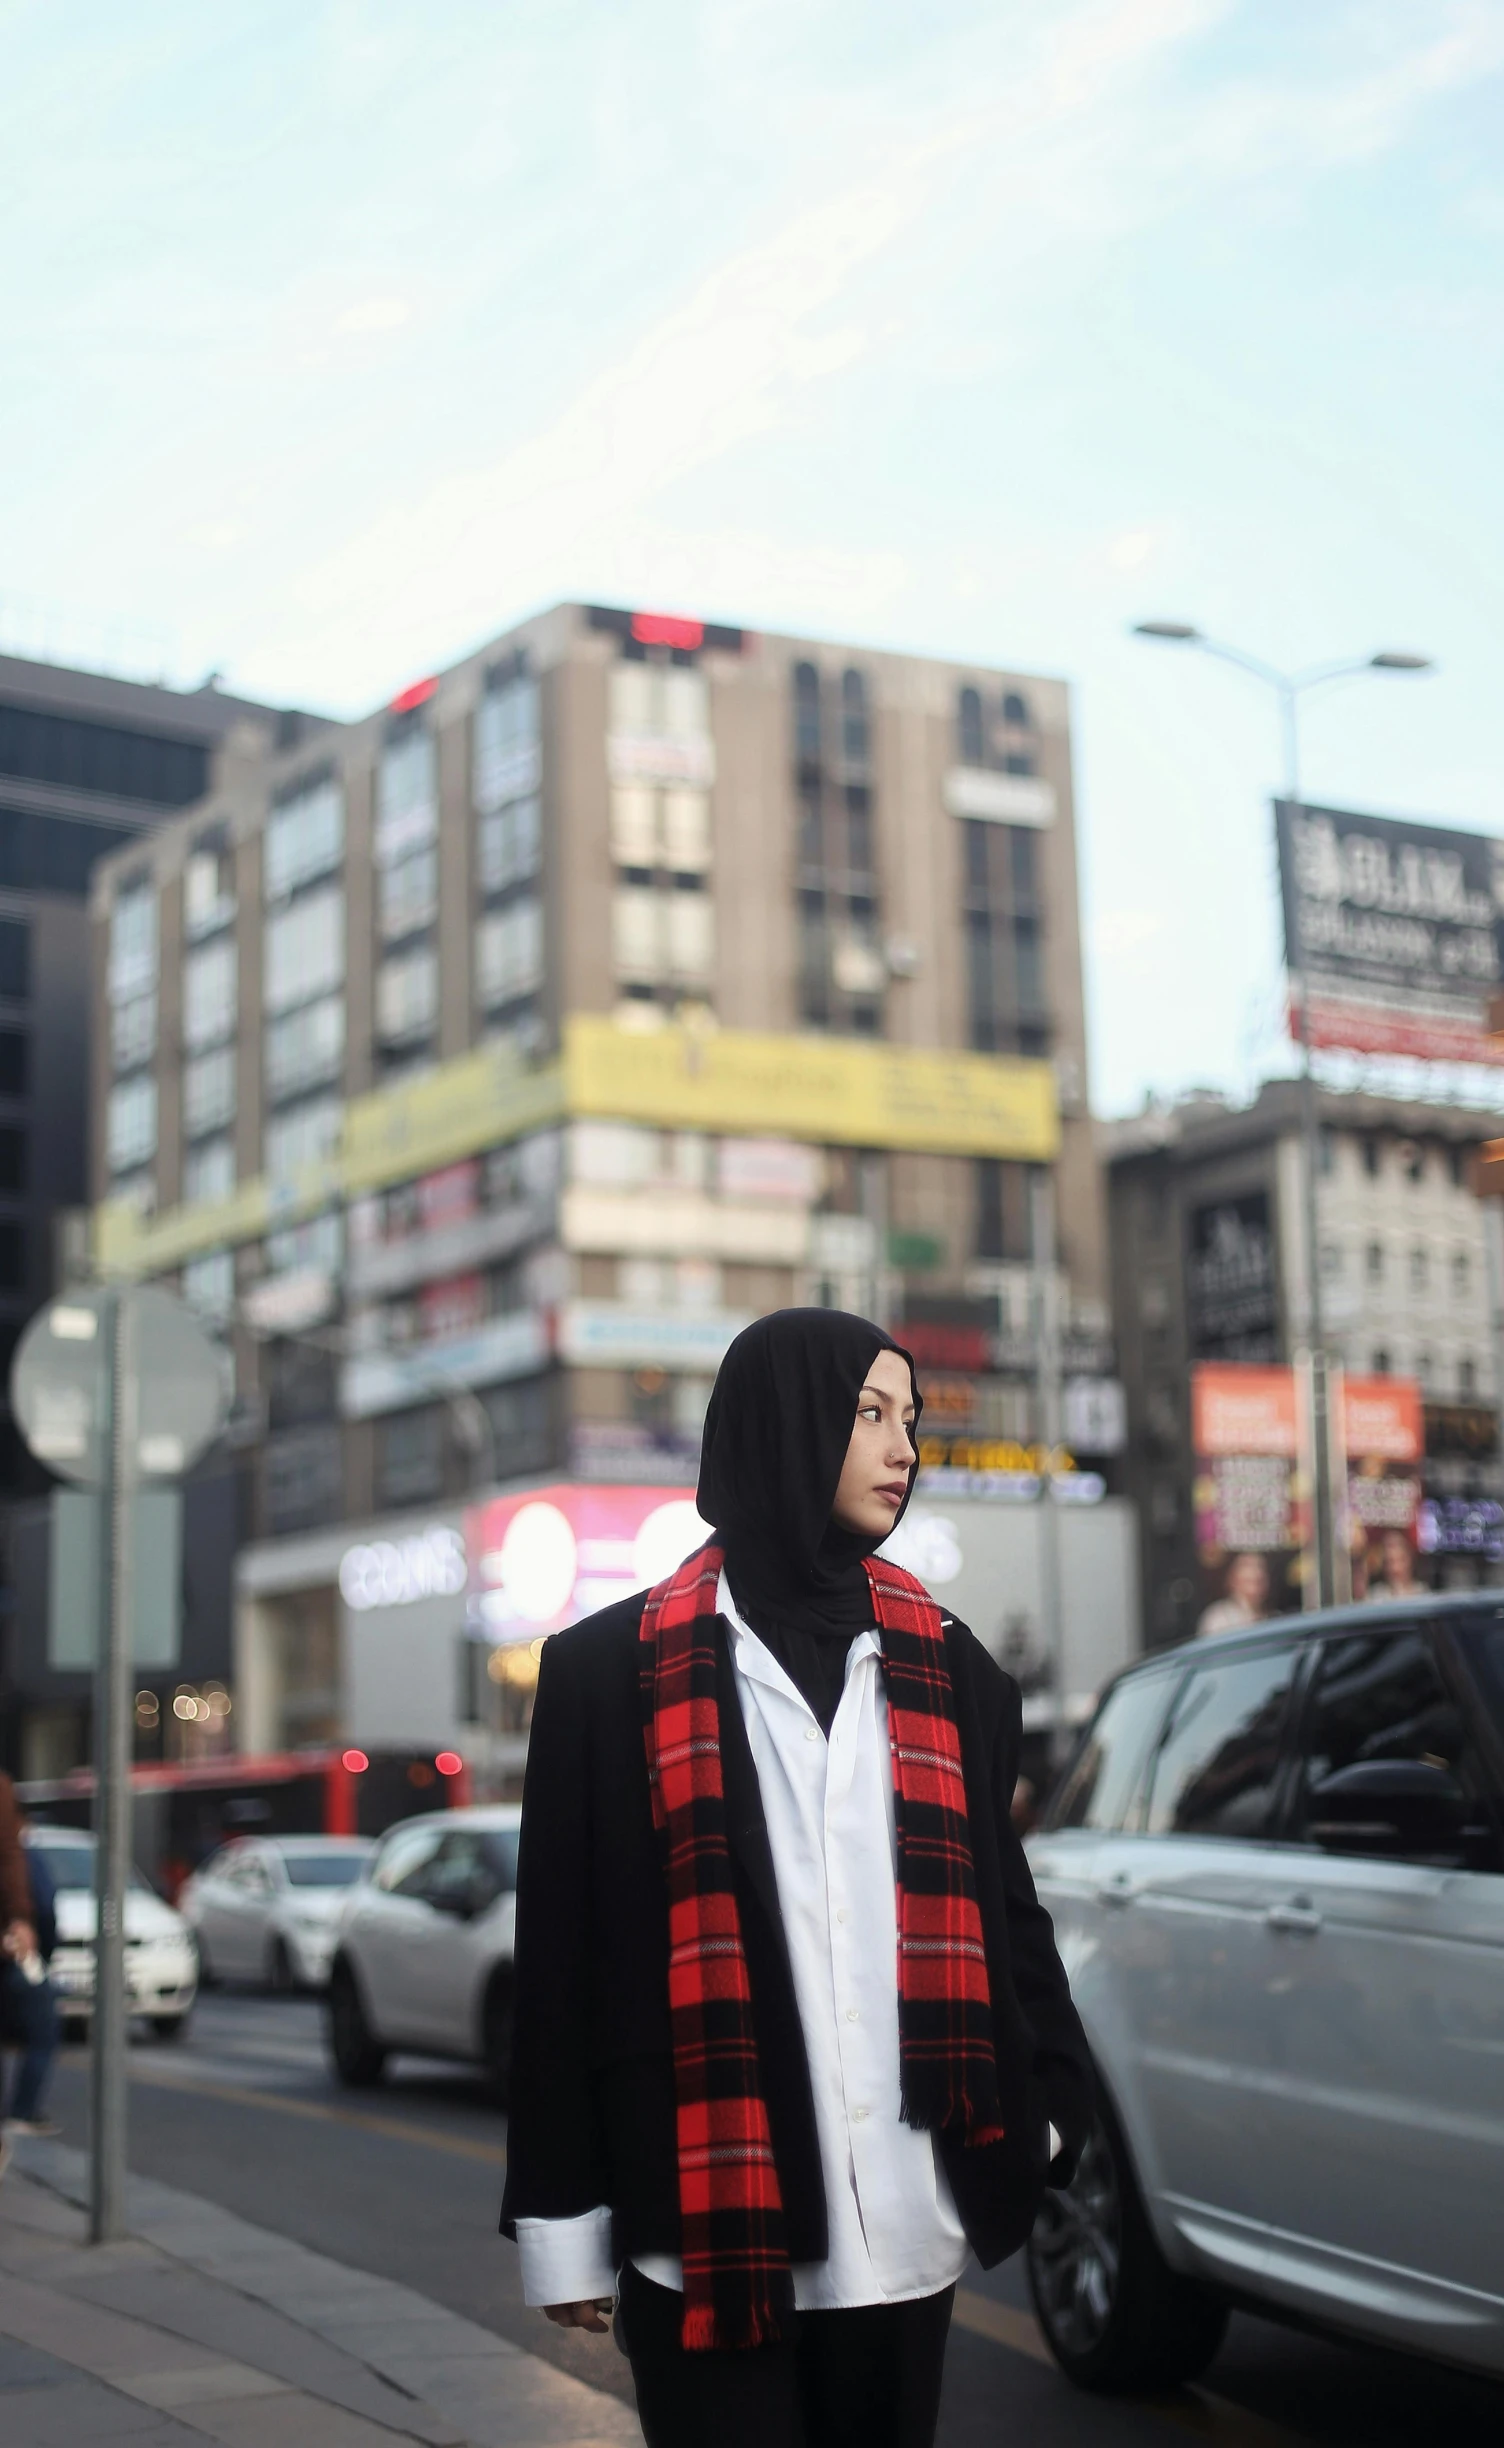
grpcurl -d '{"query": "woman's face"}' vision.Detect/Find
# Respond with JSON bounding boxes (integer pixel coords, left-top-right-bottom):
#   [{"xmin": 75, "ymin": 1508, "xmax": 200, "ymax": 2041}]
[{"xmin": 830, "ymin": 1348, "xmax": 918, "ymax": 1540}]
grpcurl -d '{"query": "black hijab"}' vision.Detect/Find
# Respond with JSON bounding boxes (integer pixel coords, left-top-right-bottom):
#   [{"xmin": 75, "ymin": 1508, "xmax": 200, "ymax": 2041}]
[{"xmin": 696, "ymin": 1308, "xmax": 923, "ymax": 1731}]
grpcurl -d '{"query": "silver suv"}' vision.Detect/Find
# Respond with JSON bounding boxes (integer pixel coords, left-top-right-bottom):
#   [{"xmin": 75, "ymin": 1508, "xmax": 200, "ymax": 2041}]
[
  {"xmin": 1025, "ymin": 1595, "xmax": 1504, "ymax": 2392},
  {"xmin": 326, "ymin": 1806, "xmax": 520, "ymax": 2098}
]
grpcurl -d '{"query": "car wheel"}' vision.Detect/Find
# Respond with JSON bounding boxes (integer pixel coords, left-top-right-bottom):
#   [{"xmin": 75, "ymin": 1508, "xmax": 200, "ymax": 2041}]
[
  {"xmin": 482, "ymin": 1974, "xmax": 513, "ymax": 2107},
  {"xmin": 327, "ymin": 1960, "xmax": 386, "ymax": 2089},
  {"xmin": 267, "ymin": 1937, "xmax": 296, "ymax": 1995},
  {"xmin": 1026, "ymin": 2091, "xmax": 1228, "ymax": 2393},
  {"xmin": 151, "ymin": 2012, "xmax": 189, "ymax": 2043}
]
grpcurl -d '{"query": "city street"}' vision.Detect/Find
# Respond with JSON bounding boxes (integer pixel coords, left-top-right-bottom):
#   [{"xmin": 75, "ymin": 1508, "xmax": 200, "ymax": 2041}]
[{"xmin": 39, "ymin": 1995, "xmax": 1504, "ymax": 2448}]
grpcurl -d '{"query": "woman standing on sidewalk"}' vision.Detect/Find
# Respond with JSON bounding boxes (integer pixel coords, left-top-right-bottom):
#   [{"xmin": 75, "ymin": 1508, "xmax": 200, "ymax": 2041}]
[{"xmin": 501, "ymin": 1309, "xmax": 1090, "ymax": 2448}]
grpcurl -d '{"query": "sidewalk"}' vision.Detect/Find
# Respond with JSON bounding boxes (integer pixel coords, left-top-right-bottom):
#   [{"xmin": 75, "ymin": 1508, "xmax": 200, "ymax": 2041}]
[{"xmin": 0, "ymin": 2140, "xmax": 639, "ymax": 2447}]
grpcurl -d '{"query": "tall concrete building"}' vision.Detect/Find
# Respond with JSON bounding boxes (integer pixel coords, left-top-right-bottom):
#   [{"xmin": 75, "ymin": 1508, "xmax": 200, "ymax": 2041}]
[
  {"xmin": 83, "ymin": 602, "xmax": 1115, "ymax": 1774},
  {"xmin": 0, "ymin": 653, "xmax": 324, "ymax": 1774}
]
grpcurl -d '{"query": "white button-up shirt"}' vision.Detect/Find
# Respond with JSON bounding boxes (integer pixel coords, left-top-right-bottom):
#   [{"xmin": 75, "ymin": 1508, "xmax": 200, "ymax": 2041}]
[{"xmin": 516, "ymin": 1575, "xmax": 970, "ymax": 2311}]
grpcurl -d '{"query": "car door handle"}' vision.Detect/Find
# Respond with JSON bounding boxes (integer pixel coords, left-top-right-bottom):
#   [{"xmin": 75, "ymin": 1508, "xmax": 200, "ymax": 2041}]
[
  {"xmin": 1095, "ymin": 1873, "xmax": 1137, "ymax": 1908},
  {"xmin": 1266, "ymin": 1899, "xmax": 1322, "ymax": 1936}
]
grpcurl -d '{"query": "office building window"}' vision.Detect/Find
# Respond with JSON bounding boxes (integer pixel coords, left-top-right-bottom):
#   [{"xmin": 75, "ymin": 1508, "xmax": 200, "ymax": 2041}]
[
  {"xmin": 475, "ymin": 671, "xmax": 541, "ymax": 815},
  {"xmin": 1366, "ymin": 1241, "xmax": 1384, "ymax": 1283},
  {"xmin": 376, "ymin": 946, "xmax": 438, "ymax": 1045},
  {"xmin": 265, "ymin": 1095, "xmax": 341, "ymax": 1184},
  {"xmin": 266, "ymin": 994, "xmax": 344, "ymax": 1101},
  {"xmin": 1453, "ymin": 1248, "xmax": 1471, "ymax": 1298},
  {"xmin": 0, "ymin": 702, "xmax": 206, "ymax": 805},
  {"xmin": 183, "ymin": 938, "xmax": 237, "ymax": 1050},
  {"xmin": 1362, "ymin": 1136, "xmax": 1381, "ymax": 1178},
  {"xmin": 1459, "ymin": 1356, "xmax": 1478, "ymax": 1397},
  {"xmin": 793, "ymin": 662, "xmax": 822, "ymax": 765},
  {"xmin": 183, "ymin": 1133, "xmax": 235, "ymax": 1206},
  {"xmin": 109, "ymin": 879, "xmax": 157, "ymax": 1003},
  {"xmin": 666, "ymin": 886, "xmax": 715, "ymax": 984},
  {"xmin": 1410, "ymin": 1244, "xmax": 1429, "ymax": 1291},
  {"xmin": 0, "ymin": 1220, "xmax": 24, "ymax": 1291},
  {"xmin": 112, "ymin": 989, "xmax": 156, "ymax": 1074},
  {"xmin": 108, "ymin": 1074, "xmax": 157, "ymax": 1172},
  {"xmin": 266, "ymin": 774, "xmax": 343, "ymax": 901},
  {"xmin": 1002, "ymin": 690, "xmax": 1031, "ymax": 728},
  {"xmin": 1371, "ymin": 1347, "xmax": 1391, "ymax": 1376},
  {"xmin": 964, "ymin": 818, "xmax": 1047, "ymax": 1054},
  {"xmin": 795, "ymin": 705, "xmax": 882, "ymax": 1035},
  {"xmin": 0, "ymin": 1031, "xmax": 26, "ymax": 1097},
  {"xmin": 378, "ymin": 1406, "xmax": 445, "ymax": 1506},
  {"xmin": 957, "ymin": 686, "xmax": 985, "ymax": 767},
  {"xmin": 476, "ymin": 897, "xmax": 543, "ymax": 1010},
  {"xmin": 478, "ymin": 795, "xmax": 542, "ymax": 894},
  {"xmin": 610, "ymin": 660, "xmax": 709, "ymax": 744},
  {"xmin": 183, "ymin": 1044, "xmax": 236, "ymax": 1139},
  {"xmin": 0, "ymin": 1127, "xmax": 24, "ymax": 1194},
  {"xmin": 379, "ymin": 845, "xmax": 438, "ymax": 942},
  {"xmin": 377, "ymin": 725, "xmax": 438, "ymax": 864},
  {"xmin": 184, "ymin": 837, "xmax": 235, "ymax": 939},
  {"xmin": 265, "ymin": 884, "xmax": 344, "ymax": 1014},
  {"xmin": 182, "ymin": 1248, "xmax": 234, "ymax": 1326},
  {"xmin": 840, "ymin": 669, "xmax": 870, "ymax": 766},
  {"xmin": 976, "ymin": 1157, "xmax": 1031, "ymax": 1262},
  {"xmin": 0, "ymin": 920, "xmax": 29, "ymax": 1000}
]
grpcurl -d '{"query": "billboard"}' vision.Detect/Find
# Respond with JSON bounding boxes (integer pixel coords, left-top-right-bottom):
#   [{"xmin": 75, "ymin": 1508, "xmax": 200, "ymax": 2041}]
[
  {"xmin": 1275, "ymin": 800, "xmax": 1504, "ymax": 1065},
  {"xmin": 1191, "ymin": 1364, "xmax": 1307, "ymax": 1631},
  {"xmin": 1187, "ymin": 1191, "xmax": 1278, "ymax": 1362},
  {"xmin": 1342, "ymin": 1375, "xmax": 1424, "ymax": 1601}
]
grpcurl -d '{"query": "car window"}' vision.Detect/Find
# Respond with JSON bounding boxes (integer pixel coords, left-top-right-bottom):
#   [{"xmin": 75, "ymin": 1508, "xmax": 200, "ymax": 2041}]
[
  {"xmin": 1458, "ymin": 1615, "xmax": 1504, "ymax": 1755},
  {"xmin": 1144, "ymin": 1645, "xmax": 1300, "ymax": 1840},
  {"xmin": 482, "ymin": 1829, "xmax": 520, "ymax": 1890},
  {"xmin": 1048, "ymin": 1673, "xmax": 1178, "ymax": 1832},
  {"xmin": 424, "ymin": 1831, "xmax": 494, "ymax": 1912},
  {"xmin": 372, "ymin": 1822, "xmax": 447, "ymax": 1897},
  {"xmin": 1294, "ymin": 1627, "xmax": 1499, "ymax": 1871},
  {"xmin": 24, "ymin": 1839, "xmax": 152, "ymax": 1895},
  {"xmin": 239, "ymin": 1853, "xmax": 274, "ymax": 1895},
  {"xmin": 279, "ymin": 1851, "xmax": 371, "ymax": 1888}
]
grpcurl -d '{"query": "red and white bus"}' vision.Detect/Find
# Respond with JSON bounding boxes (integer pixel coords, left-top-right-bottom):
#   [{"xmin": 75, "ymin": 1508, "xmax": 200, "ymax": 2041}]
[{"xmin": 18, "ymin": 1745, "xmax": 472, "ymax": 1900}]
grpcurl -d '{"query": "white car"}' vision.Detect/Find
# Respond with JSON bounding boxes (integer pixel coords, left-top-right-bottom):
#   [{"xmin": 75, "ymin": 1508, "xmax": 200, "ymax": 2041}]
[
  {"xmin": 326, "ymin": 1806, "xmax": 520, "ymax": 2098},
  {"xmin": 26, "ymin": 1827, "xmax": 198, "ymax": 2041},
  {"xmin": 180, "ymin": 1836, "xmax": 375, "ymax": 1992}
]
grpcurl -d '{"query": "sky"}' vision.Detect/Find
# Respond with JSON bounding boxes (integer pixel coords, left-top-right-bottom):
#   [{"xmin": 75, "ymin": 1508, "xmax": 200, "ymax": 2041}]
[{"xmin": 3, "ymin": 0, "xmax": 1503, "ymax": 1116}]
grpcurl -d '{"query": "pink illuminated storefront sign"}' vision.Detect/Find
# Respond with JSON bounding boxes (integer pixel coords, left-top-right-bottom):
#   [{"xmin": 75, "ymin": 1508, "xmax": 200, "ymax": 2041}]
[{"xmin": 465, "ymin": 1482, "xmax": 711, "ymax": 1644}]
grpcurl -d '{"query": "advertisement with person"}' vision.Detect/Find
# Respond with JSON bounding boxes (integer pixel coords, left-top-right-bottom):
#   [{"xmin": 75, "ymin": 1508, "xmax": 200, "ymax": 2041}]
[
  {"xmin": 1191, "ymin": 1364, "xmax": 1306, "ymax": 1634},
  {"xmin": 1341, "ymin": 1375, "xmax": 1426, "ymax": 1601}
]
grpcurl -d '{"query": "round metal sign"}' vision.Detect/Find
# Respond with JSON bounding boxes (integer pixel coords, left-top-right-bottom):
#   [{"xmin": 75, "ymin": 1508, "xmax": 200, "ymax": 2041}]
[{"xmin": 11, "ymin": 1286, "xmax": 231, "ymax": 1489}]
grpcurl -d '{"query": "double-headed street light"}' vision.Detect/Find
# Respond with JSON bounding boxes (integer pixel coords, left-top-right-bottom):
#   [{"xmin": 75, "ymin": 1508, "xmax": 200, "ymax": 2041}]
[{"xmin": 1132, "ymin": 620, "xmax": 1434, "ymax": 1608}]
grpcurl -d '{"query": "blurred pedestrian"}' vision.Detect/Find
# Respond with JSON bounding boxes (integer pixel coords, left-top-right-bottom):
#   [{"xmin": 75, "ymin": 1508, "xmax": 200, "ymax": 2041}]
[
  {"xmin": 3, "ymin": 1813, "xmax": 60, "ymax": 2142},
  {"xmin": 0, "ymin": 1773, "xmax": 56, "ymax": 2178},
  {"xmin": 502, "ymin": 1309, "xmax": 1091, "ymax": 2448}
]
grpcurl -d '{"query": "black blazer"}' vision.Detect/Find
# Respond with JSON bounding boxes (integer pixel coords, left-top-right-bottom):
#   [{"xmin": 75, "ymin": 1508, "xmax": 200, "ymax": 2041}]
[{"xmin": 500, "ymin": 1593, "xmax": 1093, "ymax": 2274}]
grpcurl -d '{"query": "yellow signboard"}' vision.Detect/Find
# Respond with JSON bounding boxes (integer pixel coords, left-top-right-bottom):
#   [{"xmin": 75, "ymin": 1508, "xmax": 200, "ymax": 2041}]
[
  {"xmin": 564, "ymin": 1016, "xmax": 1058, "ymax": 1160},
  {"xmin": 95, "ymin": 1020, "xmax": 1056, "ymax": 1277}
]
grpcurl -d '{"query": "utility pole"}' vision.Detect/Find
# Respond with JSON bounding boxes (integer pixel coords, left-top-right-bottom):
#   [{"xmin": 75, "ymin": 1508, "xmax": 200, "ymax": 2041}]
[
  {"xmin": 90, "ymin": 1290, "xmax": 133, "ymax": 2243},
  {"xmin": 1133, "ymin": 624, "xmax": 1433, "ymax": 1609},
  {"xmin": 1030, "ymin": 1168, "xmax": 1064, "ymax": 1719}
]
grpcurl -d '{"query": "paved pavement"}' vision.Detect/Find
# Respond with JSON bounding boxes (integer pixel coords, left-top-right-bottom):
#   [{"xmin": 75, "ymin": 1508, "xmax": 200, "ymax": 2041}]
[{"xmin": 0, "ymin": 2143, "xmax": 639, "ymax": 2448}]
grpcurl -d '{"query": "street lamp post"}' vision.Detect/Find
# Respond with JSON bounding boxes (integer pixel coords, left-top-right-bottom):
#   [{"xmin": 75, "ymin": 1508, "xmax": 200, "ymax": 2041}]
[{"xmin": 1132, "ymin": 623, "xmax": 1433, "ymax": 1608}]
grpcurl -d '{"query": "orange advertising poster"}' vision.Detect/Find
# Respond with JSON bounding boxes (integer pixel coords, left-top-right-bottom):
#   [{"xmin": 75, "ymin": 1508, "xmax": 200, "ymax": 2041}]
[{"xmin": 1191, "ymin": 1364, "xmax": 1300, "ymax": 1459}]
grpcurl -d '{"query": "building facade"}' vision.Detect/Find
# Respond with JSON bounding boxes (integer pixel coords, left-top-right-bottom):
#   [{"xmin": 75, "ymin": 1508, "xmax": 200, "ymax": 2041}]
[
  {"xmin": 0, "ymin": 653, "xmax": 321, "ymax": 1775},
  {"xmin": 1108, "ymin": 1081, "xmax": 1504, "ymax": 1648},
  {"xmin": 83, "ymin": 602, "xmax": 1117, "ymax": 1776}
]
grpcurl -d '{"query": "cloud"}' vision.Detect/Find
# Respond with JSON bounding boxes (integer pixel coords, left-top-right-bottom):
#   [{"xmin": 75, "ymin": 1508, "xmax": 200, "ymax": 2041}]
[{"xmin": 333, "ymin": 297, "xmax": 412, "ymax": 336}]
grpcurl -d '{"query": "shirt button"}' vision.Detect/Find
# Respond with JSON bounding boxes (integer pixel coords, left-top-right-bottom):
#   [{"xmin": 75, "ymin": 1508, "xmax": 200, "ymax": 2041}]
[
  {"xmin": 846, "ymin": 2006, "xmax": 860, "ymax": 2022},
  {"xmin": 835, "ymin": 1908, "xmax": 848, "ymax": 1924},
  {"xmin": 852, "ymin": 2107, "xmax": 870, "ymax": 2122},
  {"xmin": 804, "ymin": 1727, "xmax": 819, "ymax": 1742}
]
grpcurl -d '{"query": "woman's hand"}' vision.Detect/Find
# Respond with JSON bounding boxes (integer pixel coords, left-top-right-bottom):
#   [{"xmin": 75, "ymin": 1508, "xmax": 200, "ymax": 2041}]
[{"xmin": 543, "ymin": 2299, "xmax": 614, "ymax": 2333}]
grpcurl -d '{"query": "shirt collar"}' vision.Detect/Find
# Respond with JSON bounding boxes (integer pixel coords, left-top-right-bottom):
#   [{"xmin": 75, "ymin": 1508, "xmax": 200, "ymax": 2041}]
[{"xmin": 717, "ymin": 1571, "xmax": 880, "ymax": 1702}]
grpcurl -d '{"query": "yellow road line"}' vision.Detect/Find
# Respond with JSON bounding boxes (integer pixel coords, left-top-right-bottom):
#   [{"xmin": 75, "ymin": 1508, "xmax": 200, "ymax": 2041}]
[
  {"xmin": 950, "ymin": 2290, "xmax": 1314, "ymax": 2448},
  {"xmin": 94, "ymin": 2054, "xmax": 510, "ymax": 2169}
]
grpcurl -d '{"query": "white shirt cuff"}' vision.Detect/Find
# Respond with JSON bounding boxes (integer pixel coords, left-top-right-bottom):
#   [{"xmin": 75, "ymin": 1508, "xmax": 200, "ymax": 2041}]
[
  {"xmin": 515, "ymin": 2208, "xmax": 616, "ymax": 2307},
  {"xmin": 1048, "ymin": 2123, "xmax": 1062, "ymax": 2161}
]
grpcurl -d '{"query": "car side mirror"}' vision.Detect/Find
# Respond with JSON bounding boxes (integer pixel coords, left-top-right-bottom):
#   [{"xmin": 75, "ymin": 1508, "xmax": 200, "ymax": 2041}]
[{"xmin": 1307, "ymin": 1758, "xmax": 1467, "ymax": 1858}]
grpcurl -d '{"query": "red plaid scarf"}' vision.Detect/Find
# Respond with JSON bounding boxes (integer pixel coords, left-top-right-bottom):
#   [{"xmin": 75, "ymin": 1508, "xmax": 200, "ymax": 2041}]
[{"xmin": 640, "ymin": 1539, "xmax": 1004, "ymax": 2351}]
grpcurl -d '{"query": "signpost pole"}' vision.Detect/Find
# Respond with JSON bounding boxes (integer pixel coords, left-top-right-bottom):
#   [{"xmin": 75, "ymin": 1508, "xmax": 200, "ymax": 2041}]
[
  {"xmin": 1279, "ymin": 684, "xmax": 1336, "ymax": 1610},
  {"xmin": 90, "ymin": 1288, "xmax": 134, "ymax": 2244},
  {"xmin": 1029, "ymin": 1169, "xmax": 1065, "ymax": 1728}
]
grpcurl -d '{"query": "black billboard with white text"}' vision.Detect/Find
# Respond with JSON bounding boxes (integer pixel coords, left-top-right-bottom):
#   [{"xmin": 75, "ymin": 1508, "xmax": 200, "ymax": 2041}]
[{"xmin": 1275, "ymin": 800, "xmax": 1504, "ymax": 1066}]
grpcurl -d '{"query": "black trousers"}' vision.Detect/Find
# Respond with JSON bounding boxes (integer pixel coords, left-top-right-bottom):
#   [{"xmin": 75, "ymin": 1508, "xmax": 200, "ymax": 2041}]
[{"xmin": 617, "ymin": 2264, "xmax": 955, "ymax": 2448}]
